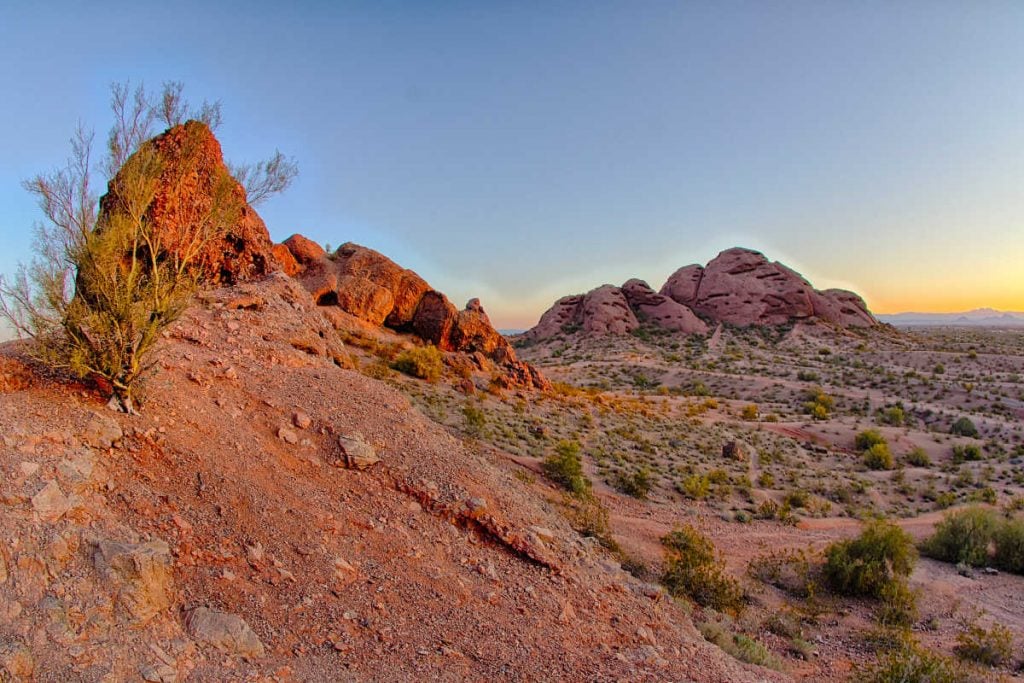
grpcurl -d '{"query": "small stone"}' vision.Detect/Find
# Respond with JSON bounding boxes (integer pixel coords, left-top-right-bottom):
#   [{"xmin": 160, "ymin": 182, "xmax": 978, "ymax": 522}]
[
  {"xmin": 292, "ymin": 411, "xmax": 312, "ymax": 430},
  {"xmin": 18, "ymin": 462, "xmax": 39, "ymax": 478},
  {"xmin": 82, "ymin": 412, "xmax": 123, "ymax": 449},
  {"xmin": 139, "ymin": 662, "xmax": 178, "ymax": 683},
  {"xmin": 92, "ymin": 538, "xmax": 173, "ymax": 625},
  {"xmin": 337, "ymin": 434, "xmax": 380, "ymax": 470},
  {"xmin": 277, "ymin": 427, "xmax": 299, "ymax": 445},
  {"xmin": 31, "ymin": 480, "xmax": 76, "ymax": 523},
  {"xmin": 185, "ymin": 607, "xmax": 265, "ymax": 659}
]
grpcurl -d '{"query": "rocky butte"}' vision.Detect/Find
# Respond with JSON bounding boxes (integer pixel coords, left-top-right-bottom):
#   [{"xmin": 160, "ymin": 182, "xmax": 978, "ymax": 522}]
[{"xmin": 524, "ymin": 247, "xmax": 877, "ymax": 342}]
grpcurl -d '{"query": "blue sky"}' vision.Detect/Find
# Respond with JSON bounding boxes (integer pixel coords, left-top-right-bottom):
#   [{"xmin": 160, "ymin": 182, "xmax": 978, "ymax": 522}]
[{"xmin": 2, "ymin": 1, "xmax": 1023, "ymax": 329}]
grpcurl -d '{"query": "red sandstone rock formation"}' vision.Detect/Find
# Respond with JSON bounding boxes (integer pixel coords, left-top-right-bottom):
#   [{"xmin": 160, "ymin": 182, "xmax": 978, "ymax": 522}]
[
  {"xmin": 527, "ymin": 247, "xmax": 877, "ymax": 340},
  {"xmin": 100, "ymin": 121, "xmax": 276, "ymax": 285},
  {"xmin": 279, "ymin": 238, "xmax": 549, "ymax": 390}
]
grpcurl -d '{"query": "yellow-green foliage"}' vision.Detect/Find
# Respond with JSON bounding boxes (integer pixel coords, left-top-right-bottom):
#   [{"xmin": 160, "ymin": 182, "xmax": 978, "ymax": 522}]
[
  {"xmin": 661, "ymin": 526, "xmax": 744, "ymax": 612},
  {"xmin": 824, "ymin": 520, "xmax": 917, "ymax": 598},
  {"xmin": 804, "ymin": 388, "xmax": 834, "ymax": 420},
  {"xmin": 955, "ymin": 620, "xmax": 1012, "ymax": 667},
  {"xmin": 543, "ymin": 440, "xmax": 589, "ymax": 494},
  {"xmin": 391, "ymin": 345, "xmax": 443, "ymax": 381}
]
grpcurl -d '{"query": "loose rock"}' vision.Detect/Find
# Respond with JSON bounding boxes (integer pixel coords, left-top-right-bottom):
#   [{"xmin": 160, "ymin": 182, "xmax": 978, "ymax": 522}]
[{"xmin": 185, "ymin": 607, "xmax": 265, "ymax": 659}]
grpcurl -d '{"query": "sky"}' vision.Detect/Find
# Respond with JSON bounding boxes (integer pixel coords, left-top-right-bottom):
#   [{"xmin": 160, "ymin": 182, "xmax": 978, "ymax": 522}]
[{"xmin": 1, "ymin": 1, "xmax": 1023, "ymax": 332}]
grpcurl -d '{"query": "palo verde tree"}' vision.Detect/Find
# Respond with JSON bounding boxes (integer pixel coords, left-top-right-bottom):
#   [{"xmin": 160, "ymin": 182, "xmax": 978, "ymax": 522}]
[{"xmin": 0, "ymin": 81, "xmax": 297, "ymax": 413}]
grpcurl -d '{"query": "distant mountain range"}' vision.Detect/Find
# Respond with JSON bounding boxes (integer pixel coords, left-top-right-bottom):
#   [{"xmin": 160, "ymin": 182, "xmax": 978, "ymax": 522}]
[{"xmin": 878, "ymin": 308, "xmax": 1024, "ymax": 327}]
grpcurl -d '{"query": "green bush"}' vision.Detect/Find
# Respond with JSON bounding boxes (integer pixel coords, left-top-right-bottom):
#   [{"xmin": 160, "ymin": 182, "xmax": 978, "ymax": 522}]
[
  {"xmin": 876, "ymin": 580, "xmax": 918, "ymax": 627},
  {"xmin": 879, "ymin": 406, "xmax": 905, "ymax": 427},
  {"xmin": 920, "ymin": 507, "xmax": 999, "ymax": 567},
  {"xmin": 391, "ymin": 345, "xmax": 443, "ymax": 381},
  {"xmin": 824, "ymin": 520, "xmax": 917, "ymax": 598},
  {"xmin": 993, "ymin": 517, "xmax": 1024, "ymax": 573},
  {"xmin": 462, "ymin": 403, "xmax": 486, "ymax": 434},
  {"xmin": 855, "ymin": 429, "xmax": 887, "ymax": 451},
  {"xmin": 679, "ymin": 473, "xmax": 711, "ymax": 500},
  {"xmin": 864, "ymin": 443, "xmax": 895, "ymax": 470},
  {"xmin": 698, "ymin": 620, "xmax": 779, "ymax": 669},
  {"xmin": 950, "ymin": 417, "xmax": 979, "ymax": 438},
  {"xmin": 954, "ymin": 621, "xmax": 1012, "ymax": 667},
  {"xmin": 905, "ymin": 447, "xmax": 931, "ymax": 467},
  {"xmin": 804, "ymin": 388, "xmax": 834, "ymax": 420},
  {"xmin": 661, "ymin": 526, "xmax": 744, "ymax": 612},
  {"xmin": 543, "ymin": 440, "xmax": 589, "ymax": 494},
  {"xmin": 616, "ymin": 467, "xmax": 653, "ymax": 499},
  {"xmin": 951, "ymin": 444, "xmax": 982, "ymax": 463},
  {"xmin": 856, "ymin": 640, "xmax": 966, "ymax": 683}
]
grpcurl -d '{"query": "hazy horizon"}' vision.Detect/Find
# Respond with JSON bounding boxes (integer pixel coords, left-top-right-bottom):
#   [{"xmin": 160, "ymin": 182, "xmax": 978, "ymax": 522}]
[{"xmin": 2, "ymin": 2, "xmax": 1023, "ymax": 329}]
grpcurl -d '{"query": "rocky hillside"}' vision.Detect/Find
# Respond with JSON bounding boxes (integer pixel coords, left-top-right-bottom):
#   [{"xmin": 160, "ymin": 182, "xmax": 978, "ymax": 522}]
[
  {"xmin": 525, "ymin": 247, "xmax": 877, "ymax": 342},
  {"xmin": 0, "ymin": 121, "xmax": 785, "ymax": 681},
  {"xmin": 0, "ymin": 274, "xmax": 782, "ymax": 682}
]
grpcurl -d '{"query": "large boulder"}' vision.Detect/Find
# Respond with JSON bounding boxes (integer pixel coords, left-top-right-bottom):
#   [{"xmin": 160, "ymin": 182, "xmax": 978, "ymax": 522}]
[
  {"xmin": 100, "ymin": 121, "xmax": 275, "ymax": 285},
  {"xmin": 678, "ymin": 248, "xmax": 817, "ymax": 326},
  {"xmin": 580, "ymin": 285, "xmax": 639, "ymax": 335}
]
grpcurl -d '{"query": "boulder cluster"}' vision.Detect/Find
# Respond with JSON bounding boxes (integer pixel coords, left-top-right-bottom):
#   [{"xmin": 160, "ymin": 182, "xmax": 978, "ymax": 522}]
[
  {"xmin": 526, "ymin": 247, "xmax": 876, "ymax": 341},
  {"xmin": 103, "ymin": 121, "xmax": 547, "ymax": 390}
]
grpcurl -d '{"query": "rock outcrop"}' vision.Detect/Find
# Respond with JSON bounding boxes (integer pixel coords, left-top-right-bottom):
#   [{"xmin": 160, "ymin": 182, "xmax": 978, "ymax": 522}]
[
  {"xmin": 526, "ymin": 247, "xmax": 876, "ymax": 341},
  {"xmin": 279, "ymin": 238, "xmax": 549, "ymax": 390},
  {"xmin": 100, "ymin": 121, "xmax": 276, "ymax": 285},
  {"xmin": 621, "ymin": 279, "xmax": 709, "ymax": 334}
]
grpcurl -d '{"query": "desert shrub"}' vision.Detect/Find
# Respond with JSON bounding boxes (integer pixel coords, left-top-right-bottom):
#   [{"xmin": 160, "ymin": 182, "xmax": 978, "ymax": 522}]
[
  {"xmin": 921, "ymin": 507, "xmax": 999, "ymax": 567},
  {"xmin": 543, "ymin": 440, "xmax": 589, "ymax": 494},
  {"xmin": 951, "ymin": 417, "xmax": 979, "ymax": 438},
  {"xmin": 698, "ymin": 620, "xmax": 779, "ymax": 669},
  {"xmin": 824, "ymin": 520, "xmax": 917, "ymax": 598},
  {"xmin": 951, "ymin": 444, "xmax": 982, "ymax": 463},
  {"xmin": 993, "ymin": 517, "xmax": 1024, "ymax": 573},
  {"xmin": 462, "ymin": 403, "xmax": 486, "ymax": 434},
  {"xmin": 796, "ymin": 370, "xmax": 820, "ymax": 382},
  {"xmin": 391, "ymin": 345, "xmax": 443, "ymax": 381},
  {"xmin": 879, "ymin": 405, "xmax": 905, "ymax": 426},
  {"xmin": 804, "ymin": 388, "xmax": 834, "ymax": 420},
  {"xmin": 855, "ymin": 640, "xmax": 966, "ymax": 683},
  {"xmin": 747, "ymin": 548, "xmax": 818, "ymax": 598},
  {"xmin": 784, "ymin": 489, "xmax": 810, "ymax": 509},
  {"xmin": 856, "ymin": 429, "xmax": 887, "ymax": 451},
  {"xmin": 954, "ymin": 620, "xmax": 1012, "ymax": 667},
  {"xmin": 616, "ymin": 467, "xmax": 653, "ymax": 499},
  {"xmin": 679, "ymin": 473, "xmax": 711, "ymax": 500},
  {"xmin": 864, "ymin": 443, "xmax": 895, "ymax": 470},
  {"xmin": 0, "ymin": 82, "xmax": 294, "ymax": 413},
  {"xmin": 757, "ymin": 472, "xmax": 774, "ymax": 488},
  {"xmin": 562, "ymin": 491, "xmax": 618, "ymax": 552},
  {"xmin": 754, "ymin": 499, "xmax": 779, "ymax": 519},
  {"xmin": 876, "ymin": 580, "xmax": 918, "ymax": 627},
  {"xmin": 661, "ymin": 526, "xmax": 744, "ymax": 612},
  {"xmin": 741, "ymin": 404, "xmax": 759, "ymax": 421},
  {"xmin": 905, "ymin": 447, "xmax": 931, "ymax": 467}
]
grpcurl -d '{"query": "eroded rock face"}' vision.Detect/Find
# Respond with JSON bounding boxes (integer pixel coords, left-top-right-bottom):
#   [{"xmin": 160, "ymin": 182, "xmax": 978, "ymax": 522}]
[
  {"xmin": 100, "ymin": 121, "xmax": 276, "ymax": 285},
  {"xmin": 682, "ymin": 248, "xmax": 817, "ymax": 326},
  {"xmin": 621, "ymin": 279, "xmax": 708, "ymax": 335},
  {"xmin": 811, "ymin": 289, "xmax": 877, "ymax": 328},
  {"xmin": 527, "ymin": 246, "xmax": 877, "ymax": 340},
  {"xmin": 278, "ymin": 238, "xmax": 549, "ymax": 389}
]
